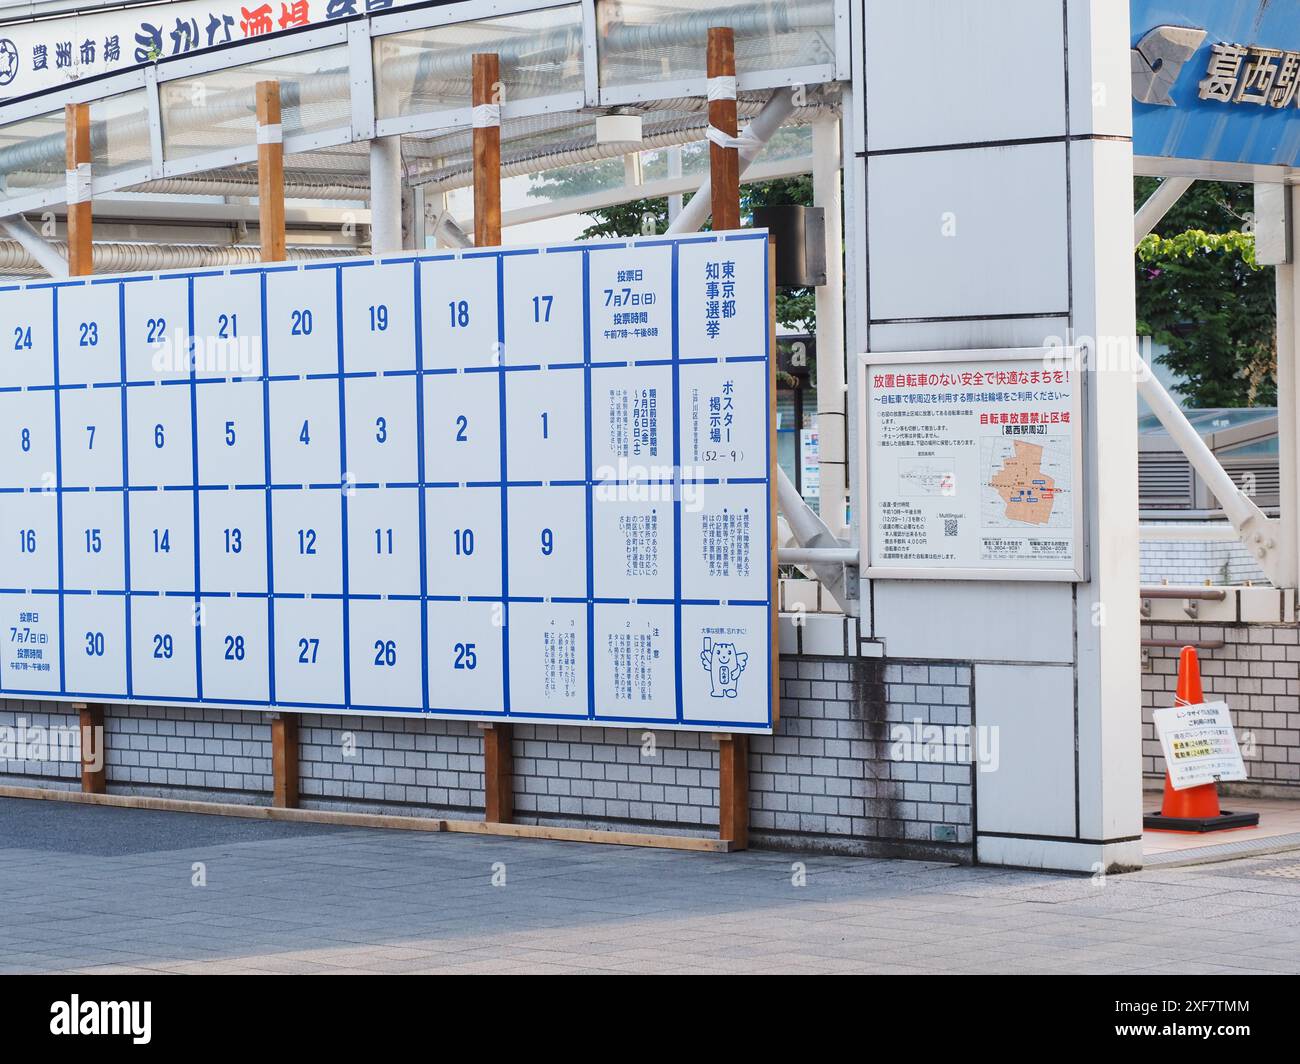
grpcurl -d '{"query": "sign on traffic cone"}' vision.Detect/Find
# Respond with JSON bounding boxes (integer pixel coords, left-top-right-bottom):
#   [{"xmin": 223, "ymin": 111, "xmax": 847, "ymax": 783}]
[{"xmin": 1144, "ymin": 646, "xmax": 1259, "ymax": 833}]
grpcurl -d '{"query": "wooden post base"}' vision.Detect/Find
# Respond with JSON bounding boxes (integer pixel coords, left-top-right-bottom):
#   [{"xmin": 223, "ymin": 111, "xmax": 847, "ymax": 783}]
[
  {"xmin": 718, "ymin": 734, "xmax": 750, "ymax": 849},
  {"xmin": 271, "ymin": 715, "xmax": 299, "ymax": 809},
  {"xmin": 78, "ymin": 703, "xmax": 106, "ymax": 794},
  {"xmin": 481, "ymin": 723, "xmax": 514, "ymax": 823}
]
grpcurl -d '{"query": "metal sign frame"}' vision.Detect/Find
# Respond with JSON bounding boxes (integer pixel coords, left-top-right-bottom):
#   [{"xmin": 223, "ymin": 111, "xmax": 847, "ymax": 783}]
[{"xmin": 856, "ymin": 347, "xmax": 1088, "ymax": 583}]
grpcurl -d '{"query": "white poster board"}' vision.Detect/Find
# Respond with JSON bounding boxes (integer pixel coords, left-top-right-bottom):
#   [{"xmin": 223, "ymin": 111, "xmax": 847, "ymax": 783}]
[
  {"xmin": 0, "ymin": 232, "xmax": 776, "ymax": 732},
  {"xmin": 1152, "ymin": 701, "xmax": 1249, "ymax": 791},
  {"xmin": 859, "ymin": 348, "xmax": 1085, "ymax": 581}
]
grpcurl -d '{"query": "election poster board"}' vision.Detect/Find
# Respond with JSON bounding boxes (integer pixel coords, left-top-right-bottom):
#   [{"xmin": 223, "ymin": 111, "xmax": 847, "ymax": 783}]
[
  {"xmin": 1152, "ymin": 701, "xmax": 1249, "ymax": 791},
  {"xmin": 860, "ymin": 348, "xmax": 1085, "ymax": 581},
  {"xmin": 0, "ymin": 232, "xmax": 776, "ymax": 732}
]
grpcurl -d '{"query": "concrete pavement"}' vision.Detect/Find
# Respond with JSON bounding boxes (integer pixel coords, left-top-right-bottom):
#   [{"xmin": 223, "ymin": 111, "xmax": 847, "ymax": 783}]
[{"xmin": 2, "ymin": 797, "xmax": 1298, "ymax": 974}]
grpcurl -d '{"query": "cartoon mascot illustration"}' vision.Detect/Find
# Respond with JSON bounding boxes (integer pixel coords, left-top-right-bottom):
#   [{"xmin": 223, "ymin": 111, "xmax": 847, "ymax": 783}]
[{"xmin": 701, "ymin": 636, "xmax": 747, "ymax": 698}]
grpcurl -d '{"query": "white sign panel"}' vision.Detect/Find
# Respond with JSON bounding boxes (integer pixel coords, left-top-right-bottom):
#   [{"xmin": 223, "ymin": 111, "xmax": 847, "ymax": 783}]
[
  {"xmin": 1152, "ymin": 701, "xmax": 1249, "ymax": 791},
  {"xmin": 0, "ymin": 0, "xmax": 431, "ymax": 99},
  {"xmin": 0, "ymin": 232, "xmax": 776, "ymax": 732},
  {"xmin": 860, "ymin": 348, "xmax": 1085, "ymax": 581}
]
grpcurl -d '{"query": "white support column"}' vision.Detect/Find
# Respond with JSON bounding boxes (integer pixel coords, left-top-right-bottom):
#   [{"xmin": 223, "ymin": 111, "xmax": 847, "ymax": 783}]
[
  {"xmin": 856, "ymin": 0, "xmax": 1141, "ymax": 872},
  {"xmin": 813, "ymin": 116, "xmax": 848, "ymax": 539},
  {"xmin": 369, "ymin": 135, "xmax": 403, "ymax": 254},
  {"xmin": 1277, "ymin": 186, "xmax": 1300, "ymax": 589}
]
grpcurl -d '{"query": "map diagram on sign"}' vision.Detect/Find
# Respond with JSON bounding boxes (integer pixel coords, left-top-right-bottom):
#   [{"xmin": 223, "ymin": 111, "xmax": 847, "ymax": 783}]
[
  {"xmin": 980, "ymin": 437, "xmax": 1072, "ymax": 528},
  {"xmin": 898, "ymin": 458, "xmax": 958, "ymax": 497}
]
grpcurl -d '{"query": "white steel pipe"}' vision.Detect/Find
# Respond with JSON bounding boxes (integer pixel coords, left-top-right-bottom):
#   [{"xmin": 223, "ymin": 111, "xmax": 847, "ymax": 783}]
[
  {"xmin": 369, "ymin": 135, "xmax": 404, "ymax": 254},
  {"xmin": 1134, "ymin": 176, "xmax": 1195, "ymax": 244},
  {"xmin": 1135, "ymin": 360, "xmax": 1283, "ymax": 581},
  {"xmin": 812, "ymin": 116, "xmax": 847, "ymax": 539},
  {"xmin": 665, "ymin": 87, "xmax": 798, "ymax": 236}
]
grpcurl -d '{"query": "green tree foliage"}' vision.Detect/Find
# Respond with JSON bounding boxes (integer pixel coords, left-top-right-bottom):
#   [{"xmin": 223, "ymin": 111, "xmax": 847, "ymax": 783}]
[{"xmin": 1134, "ymin": 178, "xmax": 1276, "ymax": 407}]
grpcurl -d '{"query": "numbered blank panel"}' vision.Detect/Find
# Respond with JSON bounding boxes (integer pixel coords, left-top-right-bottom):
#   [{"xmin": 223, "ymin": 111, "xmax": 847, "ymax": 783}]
[
  {"xmin": 62, "ymin": 493, "xmax": 125, "ymax": 591},
  {"xmin": 342, "ymin": 262, "xmax": 416, "ymax": 374},
  {"xmin": 199, "ymin": 490, "xmax": 267, "ymax": 594},
  {"xmin": 65, "ymin": 595, "xmax": 127, "ymax": 697},
  {"xmin": 0, "ymin": 391, "xmax": 55, "ymax": 488},
  {"xmin": 196, "ymin": 381, "xmax": 266, "ymax": 485},
  {"xmin": 676, "ymin": 236, "xmax": 768, "ymax": 357},
  {"xmin": 679, "ymin": 359, "xmax": 767, "ymax": 478},
  {"xmin": 130, "ymin": 595, "xmax": 197, "ymax": 701},
  {"xmin": 681, "ymin": 604, "xmax": 769, "ymax": 726},
  {"xmin": 346, "ymin": 487, "xmax": 419, "ymax": 596},
  {"xmin": 503, "ymin": 368, "xmax": 585, "ymax": 482},
  {"xmin": 681, "ymin": 482, "xmax": 768, "ymax": 602},
  {"xmin": 128, "ymin": 491, "xmax": 194, "ymax": 592},
  {"xmin": 266, "ymin": 267, "xmax": 338, "ymax": 376},
  {"xmin": 423, "ymin": 371, "xmax": 500, "ymax": 483},
  {"xmin": 0, "ymin": 286, "xmax": 54, "ymax": 388},
  {"xmin": 507, "ymin": 601, "xmax": 586, "ymax": 718},
  {"xmin": 0, "ymin": 494, "xmax": 59, "ymax": 588},
  {"xmin": 272, "ymin": 489, "xmax": 342, "ymax": 596},
  {"xmin": 348, "ymin": 598, "xmax": 422, "ymax": 711},
  {"xmin": 425, "ymin": 599, "xmax": 504, "ymax": 713},
  {"xmin": 592, "ymin": 603, "xmax": 676, "ymax": 721},
  {"xmin": 273, "ymin": 598, "xmax": 344, "ymax": 707},
  {"xmin": 590, "ymin": 496, "xmax": 673, "ymax": 600},
  {"xmin": 502, "ymin": 249, "xmax": 584, "ymax": 366},
  {"xmin": 0, "ymin": 593, "xmax": 60, "ymax": 693},
  {"xmin": 344, "ymin": 376, "xmax": 417, "ymax": 484},
  {"xmin": 60, "ymin": 389, "xmax": 123, "ymax": 488},
  {"xmin": 124, "ymin": 277, "xmax": 188, "ymax": 383},
  {"xmin": 201, "ymin": 598, "xmax": 269, "ymax": 704},
  {"xmin": 424, "ymin": 486, "xmax": 500, "ymax": 598},
  {"xmin": 587, "ymin": 243, "xmax": 673, "ymax": 362},
  {"xmin": 192, "ymin": 271, "xmax": 263, "ymax": 379},
  {"xmin": 506, "ymin": 485, "xmax": 586, "ymax": 599},
  {"xmin": 268, "ymin": 378, "xmax": 340, "ymax": 485},
  {"xmin": 58, "ymin": 282, "xmax": 121, "ymax": 385},
  {"xmin": 126, "ymin": 385, "xmax": 193, "ymax": 486},
  {"xmin": 420, "ymin": 255, "xmax": 499, "ymax": 370},
  {"xmin": 590, "ymin": 364, "xmax": 673, "ymax": 473}
]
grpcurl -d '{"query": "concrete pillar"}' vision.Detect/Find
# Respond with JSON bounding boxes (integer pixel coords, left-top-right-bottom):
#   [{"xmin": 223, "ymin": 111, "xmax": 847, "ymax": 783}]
[{"xmin": 851, "ymin": 0, "xmax": 1142, "ymax": 871}]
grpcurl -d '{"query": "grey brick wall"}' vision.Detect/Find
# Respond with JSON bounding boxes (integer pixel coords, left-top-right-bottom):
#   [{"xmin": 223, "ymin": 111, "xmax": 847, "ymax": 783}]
[
  {"xmin": 298, "ymin": 715, "xmax": 483, "ymax": 815},
  {"xmin": 1141, "ymin": 538, "xmax": 1268, "ymax": 586},
  {"xmin": 0, "ymin": 654, "xmax": 977, "ymax": 860},
  {"xmin": 1142, "ymin": 622, "xmax": 1300, "ymax": 795}
]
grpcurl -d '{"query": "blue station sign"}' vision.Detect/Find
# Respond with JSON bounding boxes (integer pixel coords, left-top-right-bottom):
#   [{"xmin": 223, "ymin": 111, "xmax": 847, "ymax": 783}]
[{"xmin": 1133, "ymin": 0, "xmax": 1300, "ymax": 169}]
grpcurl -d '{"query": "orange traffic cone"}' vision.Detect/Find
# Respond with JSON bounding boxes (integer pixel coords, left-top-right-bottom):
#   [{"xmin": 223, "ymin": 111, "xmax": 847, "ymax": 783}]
[{"xmin": 1144, "ymin": 646, "xmax": 1259, "ymax": 833}]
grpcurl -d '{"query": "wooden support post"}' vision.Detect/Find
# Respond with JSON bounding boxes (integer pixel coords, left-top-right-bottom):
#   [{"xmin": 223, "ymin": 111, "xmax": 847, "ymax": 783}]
[
  {"xmin": 255, "ymin": 80, "xmax": 286, "ymax": 263},
  {"xmin": 707, "ymin": 27, "xmax": 741, "ymax": 232},
  {"xmin": 471, "ymin": 53, "xmax": 502, "ymax": 248},
  {"xmin": 257, "ymin": 80, "xmax": 295, "ymax": 806},
  {"xmin": 718, "ymin": 735, "xmax": 749, "ymax": 849},
  {"xmin": 77, "ymin": 704, "xmax": 106, "ymax": 794},
  {"xmin": 66, "ymin": 106, "xmax": 102, "ymax": 792},
  {"xmin": 271, "ymin": 715, "xmax": 299, "ymax": 809},
  {"xmin": 65, "ymin": 102, "xmax": 92, "ymax": 277},
  {"xmin": 706, "ymin": 26, "xmax": 750, "ymax": 848},
  {"xmin": 470, "ymin": 51, "xmax": 513, "ymax": 823},
  {"xmin": 482, "ymin": 724, "xmax": 513, "ymax": 824}
]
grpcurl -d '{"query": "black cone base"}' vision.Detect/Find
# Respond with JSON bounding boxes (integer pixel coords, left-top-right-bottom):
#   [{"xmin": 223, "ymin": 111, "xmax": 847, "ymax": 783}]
[{"xmin": 1143, "ymin": 810, "xmax": 1261, "ymax": 833}]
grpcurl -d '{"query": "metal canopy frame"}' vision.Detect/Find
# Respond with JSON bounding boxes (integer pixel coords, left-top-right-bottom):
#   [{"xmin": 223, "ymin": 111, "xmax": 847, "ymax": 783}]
[{"xmin": 0, "ymin": 0, "xmax": 848, "ymax": 227}]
